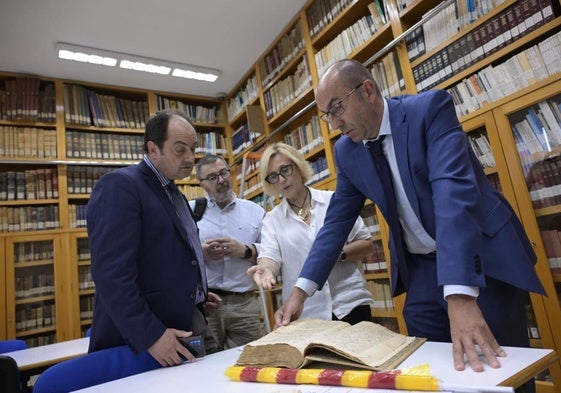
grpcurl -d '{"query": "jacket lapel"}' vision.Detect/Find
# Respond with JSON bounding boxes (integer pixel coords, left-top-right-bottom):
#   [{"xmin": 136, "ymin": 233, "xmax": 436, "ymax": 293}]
[
  {"xmin": 139, "ymin": 161, "xmax": 191, "ymax": 244},
  {"xmin": 388, "ymin": 99, "xmax": 421, "ymax": 220}
]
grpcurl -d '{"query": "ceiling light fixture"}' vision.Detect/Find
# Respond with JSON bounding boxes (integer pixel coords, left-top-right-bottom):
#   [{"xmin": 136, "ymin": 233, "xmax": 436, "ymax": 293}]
[{"xmin": 55, "ymin": 42, "xmax": 220, "ymax": 82}]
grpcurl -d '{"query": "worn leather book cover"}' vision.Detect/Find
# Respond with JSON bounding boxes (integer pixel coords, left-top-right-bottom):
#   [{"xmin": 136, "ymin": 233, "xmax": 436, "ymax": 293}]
[{"xmin": 235, "ymin": 319, "xmax": 425, "ymax": 371}]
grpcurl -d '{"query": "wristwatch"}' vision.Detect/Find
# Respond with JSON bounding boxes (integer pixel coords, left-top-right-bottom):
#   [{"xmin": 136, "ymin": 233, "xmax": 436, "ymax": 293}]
[
  {"xmin": 242, "ymin": 245, "xmax": 253, "ymax": 259},
  {"xmin": 338, "ymin": 250, "xmax": 347, "ymax": 263}
]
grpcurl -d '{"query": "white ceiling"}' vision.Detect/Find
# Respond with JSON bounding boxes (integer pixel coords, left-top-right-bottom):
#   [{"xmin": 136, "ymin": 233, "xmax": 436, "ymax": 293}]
[{"xmin": 0, "ymin": 0, "xmax": 308, "ymax": 99}]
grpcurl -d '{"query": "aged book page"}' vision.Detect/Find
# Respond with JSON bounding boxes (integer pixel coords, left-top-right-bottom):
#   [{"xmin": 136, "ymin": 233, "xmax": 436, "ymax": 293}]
[{"xmin": 235, "ymin": 319, "xmax": 425, "ymax": 370}]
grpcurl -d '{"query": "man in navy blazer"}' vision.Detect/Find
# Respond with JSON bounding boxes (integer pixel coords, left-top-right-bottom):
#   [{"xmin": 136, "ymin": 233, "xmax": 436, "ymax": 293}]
[
  {"xmin": 277, "ymin": 59, "xmax": 545, "ymax": 376},
  {"xmin": 87, "ymin": 110, "xmax": 218, "ymax": 368}
]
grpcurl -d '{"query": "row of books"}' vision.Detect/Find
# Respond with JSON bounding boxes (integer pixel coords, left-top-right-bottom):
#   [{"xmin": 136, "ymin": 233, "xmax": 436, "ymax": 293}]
[
  {"xmin": 468, "ymin": 131, "xmax": 496, "ymax": 169},
  {"xmin": 76, "ymin": 238, "xmax": 91, "ymax": 261},
  {"xmin": 259, "ymin": 20, "xmax": 305, "ymax": 88},
  {"xmin": 66, "ymin": 130, "xmax": 144, "ymax": 161},
  {"xmin": 0, "ymin": 205, "xmax": 60, "ymax": 233},
  {"xmin": 13, "ymin": 240, "xmax": 54, "ymax": 263},
  {"xmin": 409, "ymin": 0, "xmax": 507, "ymax": 61},
  {"xmin": 366, "ymin": 280, "xmax": 394, "ymax": 310},
  {"xmin": 227, "ymin": 75, "xmax": 259, "ymax": 120},
  {"xmin": 22, "ymin": 334, "xmax": 56, "ymax": 347},
  {"xmin": 67, "ymin": 166, "xmax": 117, "ymax": 195},
  {"xmin": 264, "ymin": 57, "xmax": 312, "ymax": 120},
  {"xmin": 194, "ymin": 131, "xmax": 228, "ymax": 156},
  {"xmin": 306, "ymin": 0, "xmax": 356, "ymax": 38},
  {"xmin": 511, "ymin": 96, "xmax": 561, "ymax": 160},
  {"xmin": 156, "ymin": 95, "xmax": 220, "ymax": 124},
  {"xmin": 369, "ymin": 51, "xmax": 405, "ymax": 98},
  {"xmin": 80, "ymin": 295, "xmax": 94, "ymax": 320},
  {"xmin": 0, "ymin": 77, "xmax": 56, "ymax": 122},
  {"xmin": 232, "ymin": 124, "xmax": 261, "ymax": 156},
  {"xmin": 177, "ymin": 184, "xmax": 205, "ymax": 200},
  {"xmin": 525, "ymin": 302, "xmax": 541, "ymax": 339},
  {"xmin": 15, "ymin": 303, "xmax": 55, "ymax": 333},
  {"xmin": 307, "ymin": 156, "xmax": 330, "ymax": 185},
  {"xmin": 0, "ymin": 126, "xmax": 57, "ymax": 159},
  {"xmin": 241, "ymin": 173, "xmax": 263, "ymax": 198},
  {"xmin": 526, "ymin": 153, "xmax": 561, "ymax": 209},
  {"xmin": 15, "ymin": 272, "xmax": 54, "ymax": 300},
  {"xmin": 78, "ymin": 266, "xmax": 94, "ymax": 291},
  {"xmin": 413, "ymin": 0, "xmax": 557, "ymax": 92},
  {"xmin": 362, "ymin": 242, "xmax": 387, "ymax": 274},
  {"xmin": 69, "ymin": 204, "xmax": 87, "ymax": 229},
  {"xmin": 314, "ymin": 13, "xmax": 380, "ymax": 77},
  {"xmin": 0, "ymin": 168, "xmax": 59, "ymax": 201},
  {"xmin": 283, "ymin": 115, "xmax": 322, "ymax": 156},
  {"xmin": 447, "ymin": 30, "xmax": 561, "ymax": 117},
  {"xmin": 541, "ymin": 229, "xmax": 561, "ymax": 274},
  {"xmin": 63, "ymin": 84, "xmax": 149, "ymax": 129}
]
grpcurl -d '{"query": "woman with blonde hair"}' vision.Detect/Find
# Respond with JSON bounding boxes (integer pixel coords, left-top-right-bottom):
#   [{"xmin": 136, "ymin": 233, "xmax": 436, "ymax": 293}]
[{"xmin": 248, "ymin": 143, "xmax": 375, "ymax": 324}]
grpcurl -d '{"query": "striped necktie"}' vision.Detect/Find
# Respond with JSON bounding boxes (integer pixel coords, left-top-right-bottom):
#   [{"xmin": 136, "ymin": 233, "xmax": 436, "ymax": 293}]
[
  {"xmin": 367, "ymin": 137, "xmax": 409, "ymax": 293},
  {"xmin": 167, "ymin": 181, "xmax": 208, "ymax": 300}
]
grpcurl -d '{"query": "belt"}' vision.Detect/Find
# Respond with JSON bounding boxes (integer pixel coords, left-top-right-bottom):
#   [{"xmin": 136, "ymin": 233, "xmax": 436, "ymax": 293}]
[{"xmin": 209, "ymin": 288, "xmax": 253, "ymax": 297}]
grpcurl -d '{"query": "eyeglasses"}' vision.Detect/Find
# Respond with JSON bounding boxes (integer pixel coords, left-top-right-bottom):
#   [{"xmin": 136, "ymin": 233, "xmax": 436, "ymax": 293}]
[
  {"xmin": 265, "ymin": 164, "xmax": 294, "ymax": 184},
  {"xmin": 199, "ymin": 168, "xmax": 231, "ymax": 183},
  {"xmin": 319, "ymin": 82, "xmax": 364, "ymax": 122}
]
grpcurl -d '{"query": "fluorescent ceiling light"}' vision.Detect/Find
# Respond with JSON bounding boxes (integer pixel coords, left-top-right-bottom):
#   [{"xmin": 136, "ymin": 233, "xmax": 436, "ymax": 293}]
[{"xmin": 56, "ymin": 42, "xmax": 220, "ymax": 82}]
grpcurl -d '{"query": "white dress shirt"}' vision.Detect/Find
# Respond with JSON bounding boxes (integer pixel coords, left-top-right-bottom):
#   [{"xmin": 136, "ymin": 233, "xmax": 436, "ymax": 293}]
[{"xmin": 191, "ymin": 195, "xmax": 265, "ymax": 293}]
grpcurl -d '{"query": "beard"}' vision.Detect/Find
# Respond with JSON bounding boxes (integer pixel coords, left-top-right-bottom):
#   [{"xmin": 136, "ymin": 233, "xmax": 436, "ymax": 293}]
[{"xmin": 213, "ymin": 183, "xmax": 232, "ymax": 204}]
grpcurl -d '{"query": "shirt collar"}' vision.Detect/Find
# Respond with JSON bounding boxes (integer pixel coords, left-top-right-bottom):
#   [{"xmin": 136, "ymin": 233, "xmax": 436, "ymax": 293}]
[
  {"xmin": 363, "ymin": 98, "xmax": 390, "ymax": 145},
  {"xmin": 143, "ymin": 155, "xmax": 172, "ymax": 187}
]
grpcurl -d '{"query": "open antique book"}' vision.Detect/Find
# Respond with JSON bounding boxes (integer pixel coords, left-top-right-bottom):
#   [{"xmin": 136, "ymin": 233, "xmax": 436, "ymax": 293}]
[{"xmin": 235, "ymin": 319, "xmax": 426, "ymax": 371}]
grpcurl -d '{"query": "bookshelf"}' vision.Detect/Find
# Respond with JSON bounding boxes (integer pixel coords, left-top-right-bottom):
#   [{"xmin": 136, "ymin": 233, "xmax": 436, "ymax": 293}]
[
  {"xmin": 223, "ymin": 0, "xmax": 561, "ymax": 391},
  {"xmin": 0, "ymin": 72, "xmax": 225, "ymax": 346}
]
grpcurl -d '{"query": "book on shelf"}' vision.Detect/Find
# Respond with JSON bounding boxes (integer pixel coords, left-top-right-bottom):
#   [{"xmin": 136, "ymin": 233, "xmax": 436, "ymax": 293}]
[{"xmin": 235, "ymin": 319, "xmax": 425, "ymax": 371}]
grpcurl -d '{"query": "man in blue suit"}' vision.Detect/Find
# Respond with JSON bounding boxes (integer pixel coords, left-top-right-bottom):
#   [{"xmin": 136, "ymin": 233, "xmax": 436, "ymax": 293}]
[
  {"xmin": 87, "ymin": 110, "xmax": 219, "ymax": 368},
  {"xmin": 276, "ymin": 59, "xmax": 545, "ymax": 378}
]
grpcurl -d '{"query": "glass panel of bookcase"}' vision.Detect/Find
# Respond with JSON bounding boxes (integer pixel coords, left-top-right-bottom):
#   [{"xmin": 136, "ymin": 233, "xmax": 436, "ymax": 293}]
[
  {"xmin": 468, "ymin": 127, "xmax": 496, "ymax": 171},
  {"xmin": 368, "ymin": 278, "xmax": 394, "ymax": 312},
  {"xmin": 13, "ymin": 239, "xmax": 56, "ymax": 346},
  {"xmin": 508, "ymin": 94, "xmax": 561, "ymax": 317}
]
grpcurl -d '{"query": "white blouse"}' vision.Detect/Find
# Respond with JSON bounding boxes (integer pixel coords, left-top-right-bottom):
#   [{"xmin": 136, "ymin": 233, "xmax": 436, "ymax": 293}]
[{"xmin": 259, "ymin": 187, "xmax": 374, "ymax": 320}]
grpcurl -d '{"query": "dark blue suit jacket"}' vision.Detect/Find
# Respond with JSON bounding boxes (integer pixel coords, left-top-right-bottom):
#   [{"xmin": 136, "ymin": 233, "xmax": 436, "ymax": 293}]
[
  {"xmin": 87, "ymin": 160, "xmax": 202, "ymax": 353},
  {"xmin": 301, "ymin": 90, "xmax": 544, "ymax": 297}
]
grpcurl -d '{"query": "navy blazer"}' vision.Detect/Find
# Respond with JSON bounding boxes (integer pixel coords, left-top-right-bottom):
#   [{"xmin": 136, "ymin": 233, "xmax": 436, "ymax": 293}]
[
  {"xmin": 87, "ymin": 160, "xmax": 203, "ymax": 353},
  {"xmin": 300, "ymin": 90, "xmax": 545, "ymax": 296}
]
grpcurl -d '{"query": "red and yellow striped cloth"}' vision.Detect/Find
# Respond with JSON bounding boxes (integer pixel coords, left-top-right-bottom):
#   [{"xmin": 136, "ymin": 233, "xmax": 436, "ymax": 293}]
[{"xmin": 225, "ymin": 364, "xmax": 441, "ymax": 391}]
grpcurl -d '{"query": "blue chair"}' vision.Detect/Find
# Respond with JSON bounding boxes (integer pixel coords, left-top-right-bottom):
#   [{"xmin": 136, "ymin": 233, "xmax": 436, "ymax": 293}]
[
  {"xmin": 0, "ymin": 340, "xmax": 27, "ymax": 354},
  {"xmin": 32, "ymin": 345, "xmax": 161, "ymax": 393},
  {"xmin": 0, "ymin": 355, "xmax": 21, "ymax": 393}
]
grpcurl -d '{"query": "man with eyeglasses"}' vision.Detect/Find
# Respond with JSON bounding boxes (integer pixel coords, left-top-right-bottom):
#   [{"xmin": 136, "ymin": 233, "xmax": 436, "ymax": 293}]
[
  {"xmin": 191, "ymin": 154, "xmax": 265, "ymax": 350},
  {"xmin": 276, "ymin": 59, "xmax": 544, "ymax": 390}
]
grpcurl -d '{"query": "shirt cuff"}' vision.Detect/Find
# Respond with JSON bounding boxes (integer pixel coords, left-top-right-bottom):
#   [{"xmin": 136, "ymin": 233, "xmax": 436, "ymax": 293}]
[
  {"xmin": 295, "ymin": 277, "xmax": 318, "ymax": 297},
  {"xmin": 443, "ymin": 285, "xmax": 479, "ymax": 300}
]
